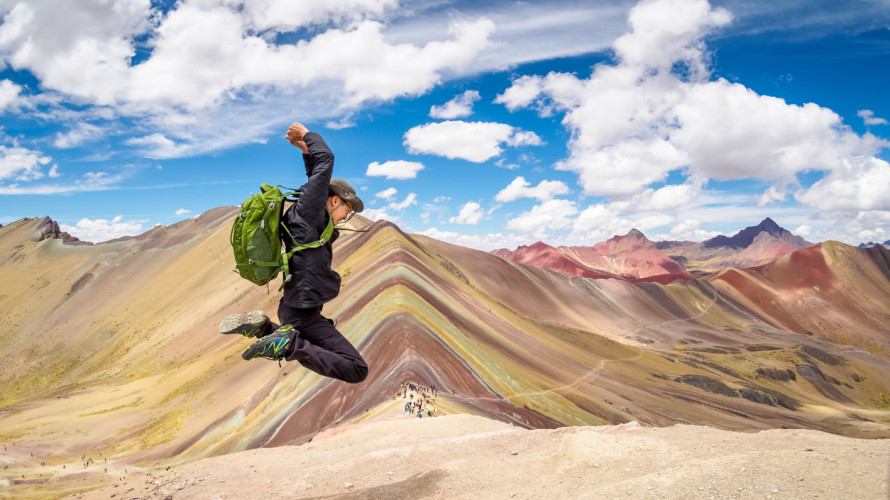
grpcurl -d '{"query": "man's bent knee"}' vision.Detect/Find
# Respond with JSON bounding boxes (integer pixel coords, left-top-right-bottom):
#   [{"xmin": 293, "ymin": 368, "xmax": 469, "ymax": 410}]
[{"xmin": 343, "ymin": 362, "xmax": 368, "ymax": 384}]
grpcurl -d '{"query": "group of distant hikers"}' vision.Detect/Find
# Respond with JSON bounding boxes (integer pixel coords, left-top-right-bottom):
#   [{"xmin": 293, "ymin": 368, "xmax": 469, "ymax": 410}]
[{"xmin": 398, "ymin": 381, "xmax": 442, "ymax": 418}]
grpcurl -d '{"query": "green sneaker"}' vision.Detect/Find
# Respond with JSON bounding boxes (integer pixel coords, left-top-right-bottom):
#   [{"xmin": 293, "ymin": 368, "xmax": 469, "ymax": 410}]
[
  {"xmin": 219, "ymin": 311, "xmax": 272, "ymax": 338},
  {"xmin": 241, "ymin": 325, "xmax": 295, "ymax": 363}
]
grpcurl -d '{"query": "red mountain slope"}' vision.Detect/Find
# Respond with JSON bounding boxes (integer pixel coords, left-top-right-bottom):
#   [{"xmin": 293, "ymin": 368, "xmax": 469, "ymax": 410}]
[{"xmin": 493, "ymin": 229, "xmax": 693, "ymax": 282}]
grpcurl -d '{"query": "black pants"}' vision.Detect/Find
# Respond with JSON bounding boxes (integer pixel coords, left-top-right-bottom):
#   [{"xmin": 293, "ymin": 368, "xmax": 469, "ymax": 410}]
[{"xmin": 277, "ymin": 302, "xmax": 368, "ymax": 384}]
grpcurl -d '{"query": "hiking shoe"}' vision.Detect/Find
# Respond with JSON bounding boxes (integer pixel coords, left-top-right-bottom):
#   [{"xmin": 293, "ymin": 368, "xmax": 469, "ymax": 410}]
[
  {"xmin": 241, "ymin": 325, "xmax": 296, "ymax": 362},
  {"xmin": 219, "ymin": 311, "xmax": 272, "ymax": 338}
]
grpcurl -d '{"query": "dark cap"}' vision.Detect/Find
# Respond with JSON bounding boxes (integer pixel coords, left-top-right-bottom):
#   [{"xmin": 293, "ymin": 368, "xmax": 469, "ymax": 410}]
[{"xmin": 329, "ymin": 178, "xmax": 364, "ymax": 213}]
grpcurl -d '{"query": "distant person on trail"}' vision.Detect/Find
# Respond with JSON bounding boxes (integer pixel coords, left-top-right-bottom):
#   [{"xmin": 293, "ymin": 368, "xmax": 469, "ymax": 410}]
[{"xmin": 218, "ymin": 121, "xmax": 368, "ymax": 384}]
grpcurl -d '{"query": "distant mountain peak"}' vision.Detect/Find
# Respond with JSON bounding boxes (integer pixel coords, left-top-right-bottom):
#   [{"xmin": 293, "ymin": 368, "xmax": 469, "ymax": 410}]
[
  {"xmin": 757, "ymin": 217, "xmax": 781, "ymax": 232},
  {"xmin": 703, "ymin": 218, "xmax": 809, "ymax": 250},
  {"xmin": 625, "ymin": 228, "xmax": 646, "ymax": 239}
]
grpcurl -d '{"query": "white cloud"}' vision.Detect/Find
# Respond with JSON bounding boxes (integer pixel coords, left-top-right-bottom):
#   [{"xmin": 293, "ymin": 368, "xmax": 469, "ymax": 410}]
[
  {"xmin": 505, "ymin": 198, "xmax": 577, "ymax": 236},
  {"xmin": 129, "ymin": 11, "xmax": 496, "ymax": 109},
  {"xmin": 494, "ymin": 75, "xmax": 544, "ymax": 111},
  {"xmin": 666, "ymin": 218, "xmax": 722, "ymax": 241},
  {"xmin": 376, "ymin": 187, "xmax": 397, "ymax": 199},
  {"xmin": 60, "ymin": 215, "xmax": 146, "ymax": 243},
  {"xmin": 418, "ymin": 227, "xmax": 531, "ymax": 252},
  {"xmin": 366, "ymin": 160, "xmax": 425, "ymax": 179},
  {"xmin": 794, "ymin": 224, "xmax": 812, "ymax": 237},
  {"xmin": 54, "ymin": 122, "xmax": 105, "ymax": 148},
  {"xmin": 0, "ymin": 1, "xmax": 496, "ymax": 156},
  {"xmin": 495, "ymin": 176, "xmax": 569, "ymax": 202},
  {"xmin": 0, "ymin": 145, "xmax": 51, "ymax": 181},
  {"xmin": 175, "ymin": 208, "xmax": 191, "ymax": 215},
  {"xmin": 497, "ymin": 0, "xmax": 884, "ymax": 199},
  {"xmin": 362, "ymin": 192, "xmax": 417, "ymax": 221},
  {"xmin": 604, "ymin": 178, "xmax": 705, "ymax": 212},
  {"xmin": 796, "ymin": 156, "xmax": 890, "ymax": 212},
  {"xmin": 449, "ymin": 201, "xmax": 484, "ymax": 224},
  {"xmin": 125, "ymin": 133, "xmax": 191, "ymax": 159},
  {"xmin": 612, "ymin": 0, "xmax": 732, "ymax": 73},
  {"xmin": 404, "ymin": 120, "xmax": 543, "ymax": 162},
  {"xmin": 48, "ymin": 164, "xmax": 61, "ymax": 178},
  {"xmin": 234, "ymin": 0, "xmax": 397, "ymax": 33},
  {"xmin": 391, "ymin": 192, "xmax": 417, "ymax": 210},
  {"xmin": 429, "ymin": 89, "xmax": 480, "ymax": 119},
  {"xmin": 755, "ymin": 182, "xmax": 787, "ymax": 207},
  {"xmin": 858, "ymin": 109, "xmax": 888, "ymax": 126},
  {"xmin": 0, "ymin": 169, "xmax": 124, "ymax": 194},
  {"xmin": 0, "ymin": 80, "xmax": 23, "ymax": 111}
]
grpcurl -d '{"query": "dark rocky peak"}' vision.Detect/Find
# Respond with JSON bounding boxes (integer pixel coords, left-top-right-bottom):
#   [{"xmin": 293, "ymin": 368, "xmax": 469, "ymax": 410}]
[
  {"xmin": 36, "ymin": 217, "xmax": 90, "ymax": 245},
  {"xmin": 704, "ymin": 218, "xmax": 801, "ymax": 250}
]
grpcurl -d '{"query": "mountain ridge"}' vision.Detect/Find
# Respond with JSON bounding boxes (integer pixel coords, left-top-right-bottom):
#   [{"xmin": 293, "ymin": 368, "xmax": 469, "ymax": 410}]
[{"xmin": 495, "ymin": 218, "xmax": 813, "ymax": 281}]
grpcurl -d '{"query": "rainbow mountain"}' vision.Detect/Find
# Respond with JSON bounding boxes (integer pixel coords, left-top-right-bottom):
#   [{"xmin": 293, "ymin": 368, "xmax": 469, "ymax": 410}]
[{"xmin": 1, "ymin": 210, "xmax": 889, "ymax": 497}]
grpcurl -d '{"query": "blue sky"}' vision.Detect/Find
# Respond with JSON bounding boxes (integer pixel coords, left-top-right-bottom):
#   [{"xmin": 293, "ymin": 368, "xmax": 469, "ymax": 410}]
[{"xmin": 1, "ymin": 0, "xmax": 888, "ymax": 249}]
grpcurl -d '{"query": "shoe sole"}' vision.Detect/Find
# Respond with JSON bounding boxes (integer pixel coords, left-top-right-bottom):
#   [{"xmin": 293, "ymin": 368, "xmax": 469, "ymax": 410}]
[{"xmin": 219, "ymin": 311, "xmax": 269, "ymax": 337}]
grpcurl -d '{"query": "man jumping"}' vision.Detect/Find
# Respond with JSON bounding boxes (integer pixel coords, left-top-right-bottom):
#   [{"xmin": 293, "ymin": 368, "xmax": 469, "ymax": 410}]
[{"xmin": 218, "ymin": 121, "xmax": 368, "ymax": 384}]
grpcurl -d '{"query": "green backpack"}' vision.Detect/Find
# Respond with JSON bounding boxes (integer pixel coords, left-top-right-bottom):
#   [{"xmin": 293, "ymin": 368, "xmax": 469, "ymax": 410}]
[{"xmin": 230, "ymin": 183, "xmax": 333, "ymax": 288}]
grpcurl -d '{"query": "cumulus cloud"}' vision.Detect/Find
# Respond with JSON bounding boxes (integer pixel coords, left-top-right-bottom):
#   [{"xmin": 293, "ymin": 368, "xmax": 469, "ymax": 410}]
[
  {"xmin": 755, "ymin": 182, "xmax": 787, "ymax": 207},
  {"xmin": 605, "ymin": 177, "xmax": 705, "ymax": 212},
  {"xmin": 234, "ymin": 0, "xmax": 397, "ymax": 33},
  {"xmin": 418, "ymin": 227, "xmax": 530, "ymax": 252},
  {"xmin": 127, "ymin": 11, "xmax": 496, "ymax": 110},
  {"xmin": 666, "ymin": 218, "xmax": 722, "ymax": 241},
  {"xmin": 175, "ymin": 208, "xmax": 191, "ymax": 215},
  {"xmin": 59, "ymin": 215, "xmax": 146, "ymax": 243},
  {"xmin": 0, "ymin": 145, "xmax": 51, "ymax": 181},
  {"xmin": 362, "ymin": 192, "xmax": 417, "ymax": 221},
  {"xmin": 366, "ymin": 160, "xmax": 425, "ymax": 179},
  {"xmin": 0, "ymin": 80, "xmax": 23, "ymax": 111},
  {"xmin": 795, "ymin": 156, "xmax": 890, "ymax": 212},
  {"xmin": 505, "ymin": 198, "xmax": 577, "ymax": 236},
  {"xmin": 0, "ymin": 1, "xmax": 496, "ymax": 157},
  {"xmin": 496, "ymin": 0, "xmax": 884, "ymax": 199},
  {"xmin": 430, "ymin": 90, "xmax": 480, "ymax": 119},
  {"xmin": 858, "ymin": 109, "xmax": 888, "ymax": 126},
  {"xmin": 449, "ymin": 201, "xmax": 484, "ymax": 224},
  {"xmin": 495, "ymin": 176, "xmax": 569, "ymax": 202},
  {"xmin": 404, "ymin": 120, "xmax": 543, "ymax": 162},
  {"xmin": 376, "ymin": 187, "xmax": 397, "ymax": 199}
]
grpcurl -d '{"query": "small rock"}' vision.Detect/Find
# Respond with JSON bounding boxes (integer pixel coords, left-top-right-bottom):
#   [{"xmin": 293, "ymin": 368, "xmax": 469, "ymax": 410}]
[
  {"xmin": 593, "ymin": 464, "xmax": 600, "ymax": 468},
  {"xmin": 772, "ymin": 489, "xmax": 779, "ymax": 493},
  {"xmin": 344, "ymin": 483, "xmax": 354, "ymax": 489},
  {"xmin": 387, "ymin": 472, "xmax": 394, "ymax": 476},
  {"xmin": 510, "ymin": 451, "xmax": 518, "ymax": 456}
]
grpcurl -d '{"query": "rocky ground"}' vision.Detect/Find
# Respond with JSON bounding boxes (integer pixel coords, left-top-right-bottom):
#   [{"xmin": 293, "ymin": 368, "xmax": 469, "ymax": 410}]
[{"xmin": 67, "ymin": 407, "xmax": 889, "ymax": 500}]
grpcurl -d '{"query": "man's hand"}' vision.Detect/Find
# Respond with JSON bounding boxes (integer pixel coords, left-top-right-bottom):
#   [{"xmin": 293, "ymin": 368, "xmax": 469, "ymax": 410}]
[{"xmin": 286, "ymin": 122, "xmax": 309, "ymax": 153}]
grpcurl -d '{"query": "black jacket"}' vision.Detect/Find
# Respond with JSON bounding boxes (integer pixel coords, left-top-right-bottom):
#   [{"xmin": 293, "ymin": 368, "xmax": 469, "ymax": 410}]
[{"xmin": 280, "ymin": 132, "xmax": 341, "ymax": 308}]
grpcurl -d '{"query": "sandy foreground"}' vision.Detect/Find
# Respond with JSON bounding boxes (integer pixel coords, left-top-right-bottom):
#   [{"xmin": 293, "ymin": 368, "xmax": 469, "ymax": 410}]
[{"xmin": 69, "ymin": 408, "xmax": 889, "ymax": 500}]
